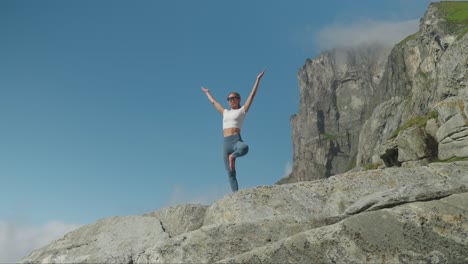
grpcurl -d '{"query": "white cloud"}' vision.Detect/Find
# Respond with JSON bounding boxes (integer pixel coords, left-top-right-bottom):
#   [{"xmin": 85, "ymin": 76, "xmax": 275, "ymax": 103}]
[
  {"xmin": 0, "ymin": 220, "xmax": 80, "ymax": 263},
  {"xmin": 283, "ymin": 161, "xmax": 293, "ymax": 178},
  {"xmin": 315, "ymin": 19, "xmax": 420, "ymax": 51}
]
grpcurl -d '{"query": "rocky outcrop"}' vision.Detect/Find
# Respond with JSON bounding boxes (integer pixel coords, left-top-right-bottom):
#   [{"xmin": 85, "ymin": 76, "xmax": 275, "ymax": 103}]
[
  {"xmin": 357, "ymin": 3, "xmax": 468, "ymax": 169},
  {"xmin": 288, "ymin": 2, "xmax": 468, "ymax": 183},
  {"xmin": 436, "ymin": 96, "xmax": 468, "ymax": 160},
  {"xmin": 20, "ymin": 216, "xmax": 170, "ymax": 263},
  {"xmin": 220, "ymin": 193, "xmax": 468, "ymax": 264},
  {"xmin": 143, "ymin": 204, "xmax": 208, "ymax": 237},
  {"xmin": 21, "ymin": 161, "xmax": 468, "ymax": 263},
  {"xmin": 289, "ymin": 44, "xmax": 391, "ymax": 182}
]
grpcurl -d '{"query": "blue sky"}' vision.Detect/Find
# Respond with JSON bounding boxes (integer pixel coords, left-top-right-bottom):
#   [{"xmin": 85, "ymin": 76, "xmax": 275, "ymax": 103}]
[{"xmin": 1, "ymin": 0, "xmax": 434, "ymax": 261}]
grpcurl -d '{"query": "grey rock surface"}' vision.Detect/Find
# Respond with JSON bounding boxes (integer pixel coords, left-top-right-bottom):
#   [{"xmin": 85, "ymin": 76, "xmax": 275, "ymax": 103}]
[
  {"xmin": 204, "ymin": 162, "xmax": 468, "ymax": 227},
  {"xmin": 143, "ymin": 204, "xmax": 208, "ymax": 237},
  {"xmin": 133, "ymin": 218, "xmax": 325, "ymax": 264},
  {"xmin": 219, "ymin": 193, "xmax": 468, "ymax": 264},
  {"xmin": 397, "ymin": 125, "xmax": 435, "ymax": 162},
  {"xmin": 21, "ymin": 161, "xmax": 468, "ymax": 264},
  {"xmin": 21, "ymin": 216, "xmax": 170, "ymax": 264},
  {"xmin": 436, "ymin": 96, "xmax": 468, "ymax": 160},
  {"xmin": 345, "ymin": 179, "xmax": 467, "ymax": 215}
]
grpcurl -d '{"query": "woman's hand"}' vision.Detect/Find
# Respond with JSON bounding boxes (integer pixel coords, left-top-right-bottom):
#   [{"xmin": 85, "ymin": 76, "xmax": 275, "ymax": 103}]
[
  {"xmin": 201, "ymin": 86, "xmax": 224, "ymax": 114},
  {"xmin": 201, "ymin": 86, "xmax": 210, "ymax": 93},
  {"xmin": 257, "ymin": 70, "xmax": 265, "ymax": 80}
]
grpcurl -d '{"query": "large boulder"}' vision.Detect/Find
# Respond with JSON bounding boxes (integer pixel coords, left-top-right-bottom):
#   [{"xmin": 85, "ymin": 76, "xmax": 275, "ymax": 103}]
[
  {"xmin": 21, "ymin": 161, "xmax": 468, "ymax": 263},
  {"xmin": 219, "ymin": 193, "xmax": 468, "ymax": 264},
  {"xmin": 143, "ymin": 204, "xmax": 208, "ymax": 237},
  {"xmin": 20, "ymin": 216, "xmax": 170, "ymax": 263},
  {"xmin": 436, "ymin": 96, "xmax": 468, "ymax": 160}
]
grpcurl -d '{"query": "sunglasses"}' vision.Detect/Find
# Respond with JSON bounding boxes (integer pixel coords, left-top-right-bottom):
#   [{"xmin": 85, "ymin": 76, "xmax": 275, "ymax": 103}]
[{"xmin": 227, "ymin": 96, "xmax": 239, "ymax": 101}]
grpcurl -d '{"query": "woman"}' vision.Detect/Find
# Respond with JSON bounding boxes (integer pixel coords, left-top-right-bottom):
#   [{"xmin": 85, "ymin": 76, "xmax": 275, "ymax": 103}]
[{"xmin": 201, "ymin": 70, "xmax": 265, "ymax": 192}]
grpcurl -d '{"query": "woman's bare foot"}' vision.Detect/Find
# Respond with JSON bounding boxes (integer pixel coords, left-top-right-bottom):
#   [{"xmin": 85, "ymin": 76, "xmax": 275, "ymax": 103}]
[{"xmin": 229, "ymin": 154, "xmax": 236, "ymax": 171}]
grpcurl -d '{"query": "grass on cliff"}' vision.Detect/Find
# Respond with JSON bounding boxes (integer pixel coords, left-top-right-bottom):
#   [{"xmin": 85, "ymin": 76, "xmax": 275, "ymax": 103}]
[
  {"xmin": 323, "ymin": 132, "xmax": 338, "ymax": 141},
  {"xmin": 438, "ymin": 1, "xmax": 468, "ymax": 37},
  {"xmin": 439, "ymin": 2, "xmax": 468, "ymax": 24},
  {"xmin": 396, "ymin": 33, "xmax": 418, "ymax": 47},
  {"xmin": 396, "ymin": 2, "xmax": 468, "ymax": 47},
  {"xmin": 388, "ymin": 110, "xmax": 438, "ymax": 140},
  {"xmin": 364, "ymin": 162, "xmax": 383, "ymax": 171}
]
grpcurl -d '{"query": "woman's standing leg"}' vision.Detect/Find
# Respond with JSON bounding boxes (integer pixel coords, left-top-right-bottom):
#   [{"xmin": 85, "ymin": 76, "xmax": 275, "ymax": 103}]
[{"xmin": 223, "ymin": 138, "xmax": 238, "ymax": 192}]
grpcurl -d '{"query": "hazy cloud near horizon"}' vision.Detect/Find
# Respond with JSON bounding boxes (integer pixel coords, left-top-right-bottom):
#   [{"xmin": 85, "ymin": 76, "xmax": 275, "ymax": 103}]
[
  {"xmin": 283, "ymin": 162, "xmax": 292, "ymax": 179},
  {"xmin": 0, "ymin": 220, "xmax": 81, "ymax": 263},
  {"xmin": 315, "ymin": 19, "xmax": 420, "ymax": 50},
  {"xmin": 168, "ymin": 184, "xmax": 228, "ymax": 206}
]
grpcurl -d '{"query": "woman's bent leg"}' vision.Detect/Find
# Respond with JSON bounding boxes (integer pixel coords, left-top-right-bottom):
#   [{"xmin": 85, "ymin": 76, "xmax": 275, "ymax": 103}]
[
  {"xmin": 232, "ymin": 141, "xmax": 249, "ymax": 158},
  {"xmin": 227, "ymin": 141, "xmax": 248, "ymax": 185}
]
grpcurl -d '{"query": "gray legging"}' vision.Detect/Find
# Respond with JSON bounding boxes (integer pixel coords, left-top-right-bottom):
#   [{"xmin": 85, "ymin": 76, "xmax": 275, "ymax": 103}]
[{"xmin": 223, "ymin": 134, "xmax": 249, "ymax": 192}]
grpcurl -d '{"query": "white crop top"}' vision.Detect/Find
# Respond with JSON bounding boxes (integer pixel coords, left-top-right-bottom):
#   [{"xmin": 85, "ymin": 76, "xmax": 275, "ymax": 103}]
[{"xmin": 223, "ymin": 106, "xmax": 247, "ymax": 129}]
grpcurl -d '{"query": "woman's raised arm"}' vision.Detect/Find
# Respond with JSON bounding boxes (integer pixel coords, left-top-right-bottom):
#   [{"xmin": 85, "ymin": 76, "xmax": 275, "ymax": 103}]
[
  {"xmin": 201, "ymin": 86, "xmax": 225, "ymax": 114},
  {"xmin": 243, "ymin": 70, "xmax": 265, "ymax": 113}
]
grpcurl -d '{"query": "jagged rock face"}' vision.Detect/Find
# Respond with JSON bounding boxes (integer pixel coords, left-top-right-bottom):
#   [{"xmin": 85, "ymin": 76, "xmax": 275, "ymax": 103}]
[
  {"xmin": 289, "ymin": 44, "xmax": 391, "ymax": 182},
  {"xmin": 436, "ymin": 96, "xmax": 468, "ymax": 160},
  {"xmin": 287, "ymin": 2, "xmax": 468, "ymax": 184},
  {"xmin": 20, "ymin": 161, "xmax": 468, "ymax": 263},
  {"xmin": 357, "ymin": 3, "xmax": 468, "ymax": 167}
]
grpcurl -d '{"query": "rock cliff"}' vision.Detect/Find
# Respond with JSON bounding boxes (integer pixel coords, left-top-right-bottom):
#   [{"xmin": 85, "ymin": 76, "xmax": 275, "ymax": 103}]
[
  {"xmin": 286, "ymin": 1, "xmax": 468, "ymax": 183},
  {"xmin": 20, "ymin": 2, "xmax": 468, "ymax": 263},
  {"xmin": 288, "ymin": 44, "xmax": 391, "ymax": 182}
]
